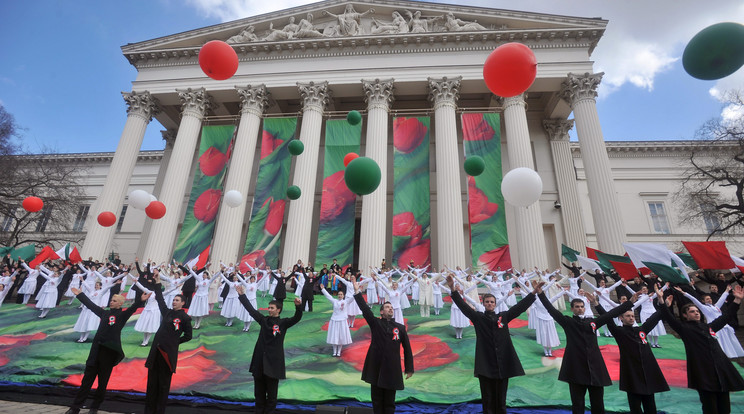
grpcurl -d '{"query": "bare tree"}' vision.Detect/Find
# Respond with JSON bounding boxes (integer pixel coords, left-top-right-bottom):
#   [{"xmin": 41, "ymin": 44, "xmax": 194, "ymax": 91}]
[
  {"xmin": 676, "ymin": 91, "xmax": 744, "ymax": 239},
  {"xmin": 0, "ymin": 105, "xmax": 87, "ymax": 249}
]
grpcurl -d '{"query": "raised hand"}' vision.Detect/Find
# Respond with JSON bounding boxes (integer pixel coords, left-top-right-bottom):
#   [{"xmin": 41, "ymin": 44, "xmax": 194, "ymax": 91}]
[
  {"xmin": 71, "ymin": 287, "xmax": 81, "ymax": 295},
  {"xmin": 294, "ymin": 297, "xmax": 302, "ymax": 306},
  {"xmin": 236, "ymin": 285, "xmax": 245, "ymax": 295},
  {"xmin": 142, "ymin": 292, "xmax": 152, "ymax": 301}
]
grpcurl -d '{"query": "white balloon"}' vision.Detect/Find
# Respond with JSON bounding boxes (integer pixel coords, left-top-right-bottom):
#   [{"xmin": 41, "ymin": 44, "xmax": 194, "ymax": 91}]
[
  {"xmin": 501, "ymin": 167, "xmax": 543, "ymax": 207},
  {"xmin": 224, "ymin": 190, "xmax": 243, "ymax": 208},
  {"xmin": 129, "ymin": 190, "xmax": 151, "ymax": 210},
  {"xmin": 149, "ymin": 194, "xmax": 157, "ymax": 203}
]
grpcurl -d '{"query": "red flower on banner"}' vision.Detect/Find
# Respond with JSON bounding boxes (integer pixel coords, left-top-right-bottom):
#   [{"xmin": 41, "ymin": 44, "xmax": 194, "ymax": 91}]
[
  {"xmin": 467, "ymin": 177, "xmax": 498, "ymax": 224},
  {"xmin": 193, "ymin": 189, "xmax": 222, "ymax": 223},
  {"xmin": 239, "ymin": 250, "xmax": 267, "ymax": 273},
  {"xmin": 478, "ymin": 245, "xmax": 511, "ymax": 271},
  {"xmin": 198, "ymin": 146, "xmax": 228, "ymax": 176},
  {"xmin": 0, "ymin": 333, "xmax": 47, "ymax": 366},
  {"xmin": 399, "ymin": 239, "xmax": 431, "ymax": 268},
  {"xmin": 263, "ymin": 199, "xmax": 286, "ymax": 237},
  {"xmin": 463, "ymin": 113, "xmax": 496, "ymax": 141},
  {"xmin": 63, "ymin": 346, "xmax": 231, "ymax": 392},
  {"xmin": 550, "ymin": 344, "xmax": 687, "ymax": 388},
  {"xmin": 393, "ymin": 117, "xmax": 428, "ymax": 154},
  {"xmin": 392, "ymin": 212, "xmax": 423, "ymax": 247},
  {"xmin": 342, "ymin": 334, "xmax": 457, "ymax": 371},
  {"xmin": 260, "ymin": 130, "xmax": 284, "ymax": 160},
  {"xmin": 319, "ymin": 170, "xmax": 356, "ymax": 223}
]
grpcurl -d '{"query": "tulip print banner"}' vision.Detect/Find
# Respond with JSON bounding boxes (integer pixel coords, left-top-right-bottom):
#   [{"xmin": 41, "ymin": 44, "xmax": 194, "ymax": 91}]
[
  {"xmin": 172, "ymin": 125, "xmax": 236, "ymax": 263},
  {"xmin": 240, "ymin": 117, "xmax": 297, "ymax": 271},
  {"xmin": 461, "ymin": 113, "xmax": 511, "ymax": 270},
  {"xmin": 315, "ymin": 119, "xmax": 362, "ymax": 266},
  {"xmin": 392, "ymin": 117, "xmax": 431, "ymax": 268}
]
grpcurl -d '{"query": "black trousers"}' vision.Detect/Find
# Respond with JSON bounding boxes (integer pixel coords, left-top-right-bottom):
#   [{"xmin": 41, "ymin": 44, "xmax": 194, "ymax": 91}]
[
  {"xmin": 370, "ymin": 384, "xmax": 396, "ymax": 414},
  {"xmin": 181, "ymin": 289, "xmax": 195, "ymax": 308},
  {"xmin": 301, "ymin": 296, "xmax": 313, "ymax": 312},
  {"xmin": 254, "ymin": 374, "xmax": 279, "ymax": 414},
  {"xmin": 698, "ymin": 390, "xmax": 731, "ymax": 414},
  {"xmin": 627, "ymin": 392, "xmax": 656, "ymax": 414},
  {"xmin": 568, "ymin": 382, "xmax": 605, "ymax": 414},
  {"xmin": 145, "ymin": 351, "xmax": 173, "ymax": 414},
  {"xmin": 70, "ymin": 346, "xmax": 118, "ymax": 411},
  {"xmin": 478, "ymin": 375, "xmax": 509, "ymax": 414}
]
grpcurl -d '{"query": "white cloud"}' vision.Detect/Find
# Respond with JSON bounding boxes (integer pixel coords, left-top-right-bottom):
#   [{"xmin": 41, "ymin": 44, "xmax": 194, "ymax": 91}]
[{"xmin": 184, "ymin": 0, "xmax": 317, "ymax": 21}]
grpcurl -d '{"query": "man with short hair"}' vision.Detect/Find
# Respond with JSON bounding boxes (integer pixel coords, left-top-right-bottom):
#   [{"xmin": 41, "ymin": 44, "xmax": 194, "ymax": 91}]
[
  {"xmin": 353, "ymin": 278, "xmax": 413, "ymax": 414},
  {"xmin": 237, "ymin": 286, "xmax": 303, "ymax": 414}
]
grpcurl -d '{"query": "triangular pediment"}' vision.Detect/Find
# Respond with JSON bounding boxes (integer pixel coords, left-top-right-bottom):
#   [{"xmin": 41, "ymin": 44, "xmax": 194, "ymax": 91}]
[{"xmin": 122, "ymin": 0, "xmax": 606, "ymax": 68}]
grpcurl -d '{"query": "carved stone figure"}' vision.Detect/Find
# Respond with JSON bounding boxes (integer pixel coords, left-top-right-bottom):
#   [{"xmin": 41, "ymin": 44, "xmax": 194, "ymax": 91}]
[
  {"xmin": 443, "ymin": 12, "xmax": 487, "ymax": 32},
  {"xmin": 296, "ymin": 13, "xmax": 326, "ymax": 38},
  {"xmin": 371, "ymin": 11, "xmax": 409, "ymax": 35},
  {"xmin": 322, "ymin": 4, "xmax": 375, "ymax": 36},
  {"xmin": 226, "ymin": 26, "xmax": 259, "ymax": 44},
  {"xmin": 405, "ymin": 10, "xmax": 442, "ymax": 33},
  {"xmin": 282, "ymin": 17, "xmax": 300, "ymax": 37},
  {"xmin": 261, "ymin": 22, "xmax": 293, "ymax": 42}
]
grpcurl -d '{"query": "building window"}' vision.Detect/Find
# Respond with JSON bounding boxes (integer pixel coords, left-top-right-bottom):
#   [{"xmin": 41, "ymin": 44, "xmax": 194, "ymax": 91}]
[
  {"xmin": 700, "ymin": 202, "xmax": 721, "ymax": 233},
  {"xmin": 35, "ymin": 205, "xmax": 52, "ymax": 233},
  {"xmin": 0, "ymin": 208, "xmax": 16, "ymax": 232},
  {"xmin": 116, "ymin": 205, "xmax": 127, "ymax": 233},
  {"xmin": 72, "ymin": 205, "xmax": 90, "ymax": 232},
  {"xmin": 647, "ymin": 202, "xmax": 670, "ymax": 234}
]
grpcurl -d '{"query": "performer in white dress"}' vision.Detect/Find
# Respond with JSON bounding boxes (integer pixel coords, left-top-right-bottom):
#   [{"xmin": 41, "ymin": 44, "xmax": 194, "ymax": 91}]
[
  {"xmin": 235, "ymin": 273, "xmax": 259, "ymax": 332},
  {"xmin": 375, "ymin": 274, "xmax": 417, "ymax": 324},
  {"xmin": 340, "ymin": 275, "xmax": 361, "ymax": 327},
  {"xmin": 19, "ymin": 260, "xmax": 41, "ymax": 304},
  {"xmin": 187, "ymin": 268, "xmax": 222, "ymax": 329},
  {"xmin": 64, "ymin": 269, "xmax": 85, "ymax": 305},
  {"xmin": 35, "ymin": 265, "xmax": 65, "ymax": 318},
  {"xmin": 73, "ymin": 281, "xmax": 116, "ymax": 342},
  {"xmin": 677, "ymin": 286, "xmax": 744, "ymax": 358},
  {"xmin": 517, "ymin": 278, "xmax": 563, "ymax": 356},
  {"xmin": 132, "ymin": 278, "xmax": 179, "ymax": 346},
  {"xmin": 220, "ymin": 273, "xmax": 242, "ymax": 327},
  {"xmin": 438, "ymin": 283, "xmax": 475, "ymax": 339},
  {"xmin": 582, "ymin": 276, "xmax": 623, "ymax": 337},
  {"xmin": 628, "ymin": 284, "xmax": 668, "ymax": 347},
  {"xmin": 319, "ymin": 282, "xmax": 354, "ymax": 356}
]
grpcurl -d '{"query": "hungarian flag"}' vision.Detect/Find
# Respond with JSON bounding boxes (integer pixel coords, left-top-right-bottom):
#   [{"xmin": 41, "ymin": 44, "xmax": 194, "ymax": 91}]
[
  {"xmin": 0, "ymin": 244, "xmax": 36, "ymax": 261},
  {"xmin": 676, "ymin": 253, "xmax": 699, "ymax": 270},
  {"xmin": 730, "ymin": 255, "xmax": 744, "ymax": 274},
  {"xmin": 561, "ymin": 244, "xmax": 581, "ymax": 262},
  {"xmin": 623, "ymin": 243, "xmax": 689, "ymax": 281},
  {"xmin": 643, "ymin": 261, "xmax": 688, "ymax": 284},
  {"xmin": 54, "ymin": 243, "xmax": 82, "ymax": 264},
  {"xmin": 29, "ymin": 246, "xmax": 57, "ymax": 268},
  {"xmin": 596, "ymin": 251, "xmax": 637, "ymax": 280},
  {"xmin": 681, "ymin": 241, "xmax": 735, "ymax": 270},
  {"xmin": 186, "ymin": 245, "xmax": 210, "ymax": 270},
  {"xmin": 586, "ymin": 246, "xmax": 600, "ymax": 260},
  {"xmin": 576, "ymin": 254, "xmax": 602, "ymax": 273}
]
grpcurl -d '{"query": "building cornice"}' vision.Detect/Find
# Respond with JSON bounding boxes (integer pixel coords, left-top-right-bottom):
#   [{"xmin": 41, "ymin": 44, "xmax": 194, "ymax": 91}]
[
  {"xmin": 6, "ymin": 151, "xmax": 164, "ymax": 164},
  {"xmin": 570, "ymin": 140, "xmax": 738, "ymax": 158}
]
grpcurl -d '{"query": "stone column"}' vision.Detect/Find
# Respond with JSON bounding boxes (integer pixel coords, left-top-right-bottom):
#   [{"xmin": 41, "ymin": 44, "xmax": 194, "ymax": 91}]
[
  {"xmin": 281, "ymin": 82, "xmax": 330, "ymax": 267},
  {"xmin": 544, "ymin": 119, "xmax": 587, "ymax": 252},
  {"xmin": 428, "ymin": 77, "xmax": 466, "ymax": 268},
  {"xmin": 211, "ymin": 85, "xmax": 269, "ymax": 268},
  {"xmin": 143, "ymin": 88, "xmax": 212, "ymax": 263},
  {"xmin": 502, "ymin": 94, "xmax": 548, "ymax": 269},
  {"xmin": 560, "ymin": 73, "xmax": 626, "ymax": 254},
  {"xmin": 82, "ymin": 91, "xmax": 158, "ymax": 261},
  {"xmin": 358, "ymin": 79, "xmax": 394, "ymax": 272}
]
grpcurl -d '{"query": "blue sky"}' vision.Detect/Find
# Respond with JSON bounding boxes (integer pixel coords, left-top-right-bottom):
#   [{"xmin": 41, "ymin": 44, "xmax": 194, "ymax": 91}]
[{"xmin": 1, "ymin": 0, "xmax": 742, "ymax": 154}]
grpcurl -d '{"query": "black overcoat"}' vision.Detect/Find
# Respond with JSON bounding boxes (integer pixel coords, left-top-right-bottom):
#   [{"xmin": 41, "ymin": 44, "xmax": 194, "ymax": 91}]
[
  {"xmin": 76, "ymin": 291, "xmax": 143, "ymax": 366},
  {"xmin": 145, "ymin": 285, "xmax": 192, "ymax": 373}
]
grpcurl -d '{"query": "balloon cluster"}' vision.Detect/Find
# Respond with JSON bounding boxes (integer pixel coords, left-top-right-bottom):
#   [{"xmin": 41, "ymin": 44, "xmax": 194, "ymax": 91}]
[{"xmin": 129, "ymin": 190, "xmax": 166, "ymax": 220}]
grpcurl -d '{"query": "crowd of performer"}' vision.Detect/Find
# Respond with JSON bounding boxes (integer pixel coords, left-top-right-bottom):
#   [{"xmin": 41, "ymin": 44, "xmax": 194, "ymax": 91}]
[{"xmin": 0, "ymin": 253, "xmax": 743, "ymax": 414}]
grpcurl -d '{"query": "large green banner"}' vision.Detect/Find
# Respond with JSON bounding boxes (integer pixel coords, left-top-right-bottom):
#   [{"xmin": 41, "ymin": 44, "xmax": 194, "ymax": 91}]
[
  {"xmin": 239, "ymin": 117, "xmax": 296, "ymax": 272},
  {"xmin": 315, "ymin": 119, "xmax": 362, "ymax": 267},
  {"xmin": 392, "ymin": 117, "xmax": 431, "ymax": 268},
  {"xmin": 172, "ymin": 125, "xmax": 235, "ymax": 263},
  {"xmin": 461, "ymin": 113, "xmax": 510, "ymax": 270}
]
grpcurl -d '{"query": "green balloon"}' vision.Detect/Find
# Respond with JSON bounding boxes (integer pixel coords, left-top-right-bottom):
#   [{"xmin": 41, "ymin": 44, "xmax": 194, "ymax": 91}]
[
  {"xmin": 287, "ymin": 185, "xmax": 301, "ymax": 200},
  {"xmin": 347, "ymin": 110, "xmax": 362, "ymax": 126},
  {"xmin": 288, "ymin": 140, "xmax": 304, "ymax": 156},
  {"xmin": 464, "ymin": 155, "xmax": 486, "ymax": 176},
  {"xmin": 683, "ymin": 22, "xmax": 744, "ymax": 80},
  {"xmin": 344, "ymin": 157, "xmax": 381, "ymax": 195}
]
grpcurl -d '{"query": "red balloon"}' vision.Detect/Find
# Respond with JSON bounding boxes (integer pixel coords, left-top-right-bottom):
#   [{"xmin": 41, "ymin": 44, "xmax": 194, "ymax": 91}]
[
  {"xmin": 145, "ymin": 201, "xmax": 167, "ymax": 220},
  {"xmin": 483, "ymin": 43, "xmax": 537, "ymax": 98},
  {"xmin": 198, "ymin": 40, "xmax": 239, "ymax": 81},
  {"xmin": 97, "ymin": 211, "xmax": 117, "ymax": 227},
  {"xmin": 343, "ymin": 152, "xmax": 359, "ymax": 167},
  {"xmin": 22, "ymin": 196, "xmax": 44, "ymax": 213}
]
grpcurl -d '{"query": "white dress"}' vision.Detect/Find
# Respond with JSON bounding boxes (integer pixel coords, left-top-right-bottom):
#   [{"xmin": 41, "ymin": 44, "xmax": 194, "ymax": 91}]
[
  {"xmin": 376, "ymin": 279, "xmax": 414, "ymax": 325},
  {"xmin": 440, "ymin": 285, "xmax": 470, "ymax": 328},
  {"xmin": 133, "ymin": 282, "xmax": 177, "ymax": 334},
  {"xmin": 531, "ymin": 291, "xmax": 564, "ymax": 348},
  {"xmin": 35, "ymin": 271, "xmax": 59, "ymax": 309},
  {"xmin": 362, "ymin": 276, "xmax": 378, "ymax": 304},
  {"xmin": 683, "ymin": 291, "xmax": 744, "ymax": 358},
  {"xmin": 339, "ymin": 278, "xmax": 361, "ymax": 316},
  {"xmin": 73, "ymin": 285, "xmax": 114, "ymax": 332},
  {"xmin": 432, "ymin": 281, "xmax": 444, "ymax": 309},
  {"xmin": 321, "ymin": 288, "xmax": 353, "ymax": 345},
  {"xmin": 64, "ymin": 273, "xmax": 84, "ymax": 297},
  {"xmin": 18, "ymin": 264, "xmax": 39, "ymax": 295},
  {"xmin": 236, "ymin": 276, "xmax": 258, "ymax": 323},
  {"xmin": 188, "ymin": 272, "xmax": 221, "ymax": 317},
  {"xmin": 220, "ymin": 276, "xmax": 241, "ymax": 318},
  {"xmin": 638, "ymin": 294, "xmax": 666, "ymax": 336}
]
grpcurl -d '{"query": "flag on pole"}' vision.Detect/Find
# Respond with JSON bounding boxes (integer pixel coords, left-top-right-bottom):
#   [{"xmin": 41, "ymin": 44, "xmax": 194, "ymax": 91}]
[
  {"xmin": 54, "ymin": 243, "xmax": 82, "ymax": 264},
  {"xmin": 8, "ymin": 245, "xmax": 36, "ymax": 261},
  {"xmin": 576, "ymin": 254, "xmax": 602, "ymax": 272},
  {"xmin": 681, "ymin": 241, "xmax": 735, "ymax": 270},
  {"xmin": 642, "ymin": 261, "xmax": 689, "ymax": 284},
  {"xmin": 561, "ymin": 244, "xmax": 581, "ymax": 262},
  {"xmin": 586, "ymin": 246, "xmax": 600, "ymax": 260},
  {"xmin": 676, "ymin": 253, "xmax": 699, "ymax": 270},
  {"xmin": 623, "ymin": 242, "xmax": 690, "ymax": 281},
  {"xmin": 29, "ymin": 246, "xmax": 58, "ymax": 268},
  {"xmin": 186, "ymin": 245, "xmax": 210, "ymax": 270},
  {"xmin": 595, "ymin": 251, "xmax": 637, "ymax": 280},
  {"xmin": 730, "ymin": 255, "xmax": 744, "ymax": 274}
]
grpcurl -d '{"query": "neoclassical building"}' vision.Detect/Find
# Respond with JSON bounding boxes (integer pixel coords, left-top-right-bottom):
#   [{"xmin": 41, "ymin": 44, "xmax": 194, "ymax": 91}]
[{"xmin": 72, "ymin": 0, "xmax": 741, "ymax": 272}]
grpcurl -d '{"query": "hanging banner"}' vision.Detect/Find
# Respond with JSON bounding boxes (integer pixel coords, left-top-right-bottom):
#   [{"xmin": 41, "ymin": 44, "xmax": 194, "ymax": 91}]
[
  {"xmin": 172, "ymin": 125, "xmax": 235, "ymax": 263},
  {"xmin": 239, "ymin": 117, "xmax": 297, "ymax": 271},
  {"xmin": 462, "ymin": 113, "xmax": 510, "ymax": 270},
  {"xmin": 391, "ymin": 117, "xmax": 431, "ymax": 268},
  {"xmin": 315, "ymin": 120, "xmax": 362, "ymax": 267}
]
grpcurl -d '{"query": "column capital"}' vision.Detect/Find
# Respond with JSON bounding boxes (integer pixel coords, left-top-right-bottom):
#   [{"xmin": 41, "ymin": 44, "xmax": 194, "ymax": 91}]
[
  {"xmin": 177, "ymin": 88, "xmax": 212, "ymax": 119},
  {"xmin": 161, "ymin": 129, "xmax": 177, "ymax": 149},
  {"xmin": 236, "ymin": 84, "xmax": 270, "ymax": 117},
  {"xmin": 298, "ymin": 81, "xmax": 331, "ymax": 113},
  {"xmin": 362, "ymin": 78, "xmax": 395, "ymax": 112},
  {"xmin": 543, "ymin": 119, "xmax": 574, "ymax": 141},
  {"xmin": 559, "ymin": 72, "xmax": 604, "ymax": 107},
  {"xmin": 502, "ymin": 94, "xmax": 527, "ymax": 111},
  {"xmin": 428, "ymin": 76, "xmax": 461, "ymax": 110},
  {"xmin": 122, "ymin": 91, "xmax": 159, "ymax": 122}
]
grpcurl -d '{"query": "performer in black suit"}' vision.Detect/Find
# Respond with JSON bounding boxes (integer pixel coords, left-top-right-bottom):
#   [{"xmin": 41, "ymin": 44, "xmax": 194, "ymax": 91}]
[
  {"xmin": 447, "ymin": 275, "xmax": 541, "ymax": 414},
  {"xmin": 65, "ymin": 288, "xmax": 148, "ymax": 414},
  {"xmin": 300, "ymin": 272, "xmax": 320, "ymax": 312},
  {"xmin": 271, "ymin": 270, "xmax": 292, "ymax": 304},
  {"xmin": 658, "ymin": 284, "xmax": 744, "ymax": 414},
  {"xmin": 539, "ymin": 290, "xmax": 635, "ymax": 414},
  {"xmin": 144, "ymin": 279, "xmax": 192, "ymax": 414},
  {"xmin": 352, "ymin": 278, "xmax": 413, "ymax": 414},
  {"xmin": 236, "ymin": 286, "xmax": 302, "ymax": 414},
  {"xmin": 596, "ymin": 291, "xmax": 670, "ymax": 414}
]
